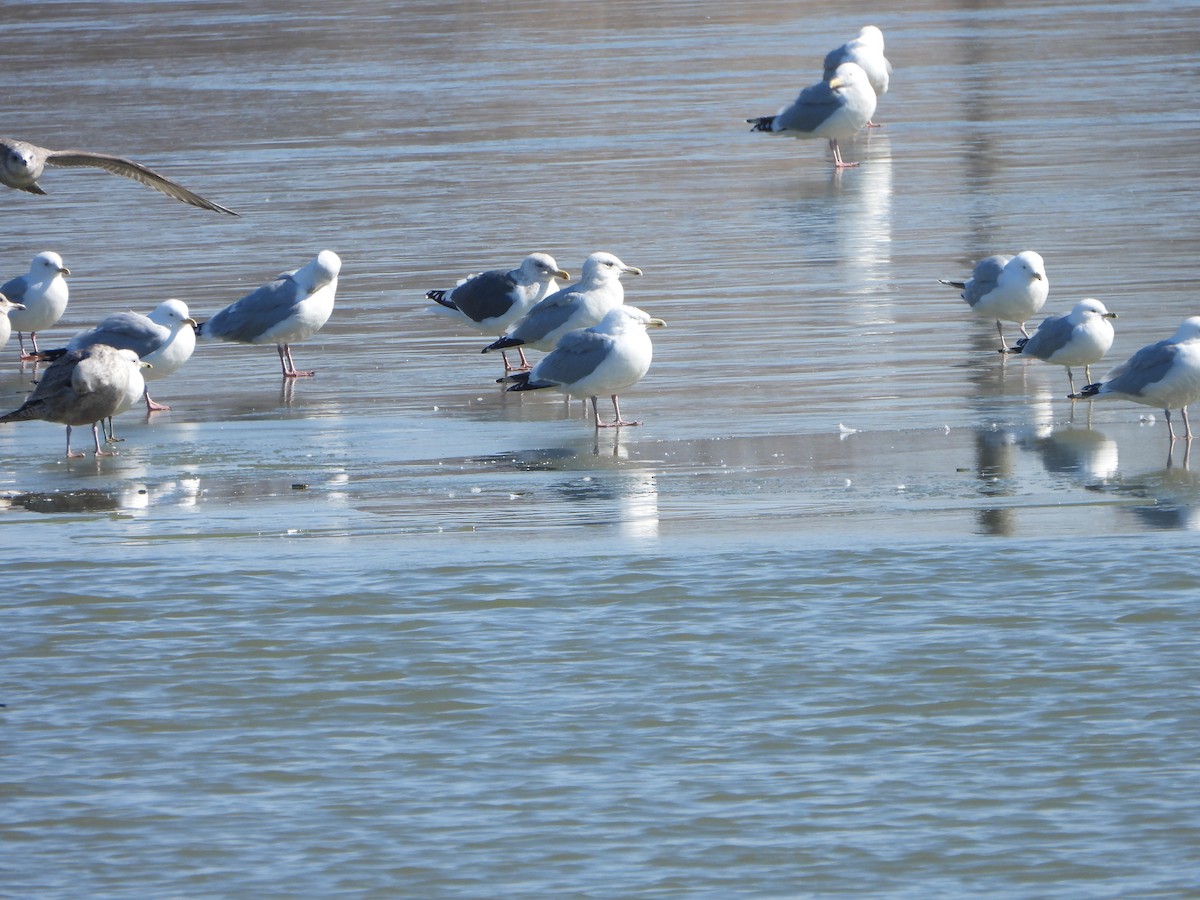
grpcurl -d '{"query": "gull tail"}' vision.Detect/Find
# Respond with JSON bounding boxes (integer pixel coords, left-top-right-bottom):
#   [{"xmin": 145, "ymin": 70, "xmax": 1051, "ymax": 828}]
[
  {"xmin": 483, "ymin": 335, "xmax": 524, "ymax": 354},
  {"xmin": 1068, "ymin": 383, "xmax": 1102, "ymax": 401},
  {"xmin": 30, "ymin": 347, "xmax": 69, "ymax": 363},
  {"xmin": 747, "ymin": 116, "xmax": 776, "ymax": 133},
  {"xmin": 0, "ymin": 400, "xmax": 47, "ymax": 424},
  {"xmin": 425, "ymin": 289, "xmax": 457, "ymax": 310},
  {"xmin": 1008, "ymin": 337, "xmax": 1030, "ymax": 355},
  {"xmin": 505, "ymin": 373, "xmax": 553, "ymax": 393}
]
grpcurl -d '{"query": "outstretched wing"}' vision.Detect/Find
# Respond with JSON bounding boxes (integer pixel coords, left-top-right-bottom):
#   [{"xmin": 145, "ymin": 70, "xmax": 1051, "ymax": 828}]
[{"xmin": 45, "ymin": 148, "xmax": 238, "ymax": 215}]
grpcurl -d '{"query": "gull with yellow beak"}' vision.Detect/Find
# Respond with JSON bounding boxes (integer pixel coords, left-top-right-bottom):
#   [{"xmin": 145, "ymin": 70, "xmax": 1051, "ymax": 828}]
[
  {"xmin": 505, "ymin": 306, "xmax": 666, "ymax": 428},
  {"xmin": 60, "ymin": 299, "xmax": 199, "ymax": 412},
  {"xmin": 747, "ymin": 62, "xmax": 877, "ymax": 169}
]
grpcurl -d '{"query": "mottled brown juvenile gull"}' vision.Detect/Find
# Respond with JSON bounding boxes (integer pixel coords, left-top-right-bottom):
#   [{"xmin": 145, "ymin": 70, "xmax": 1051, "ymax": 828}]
[
  {"xmin": 823, "ymin": 26, "xmax": 891, "ymax": 126},
  {"xmin": 1071, "ymin": 317, "xmax": 1200, "ymax": 441},
  {"xmin": 0, "ymin": 137, "xmax": 238, "ymax": 215},
  {"xmin": 0, "ymin": 294, "xmax": 27, "ymax": 353},
  {"xmin": 0, "ymin": 344, "xmax": 149, "ymax": 457},
  {"xmin": 63, "ymin": 299, "xmax": 197, "ymax": 411},
  {"xmin": 199, "ymin": 250, "xmax": 341, "ymax": 377},
  {"xmin": 939, "ymin": 251, "xmax": 1049, "ymax": 351},
  {"xmin": 1013, "ymin": 298, "xmax": 1117, "ymax": 394},
  {"xmin": 484, "ymin": 252, "xmax": 642, "ymax": 355},
  {"xmin": 747, "ymin": 62, "xmax": 877, "ymax": 169},
  {"xmin": 505, "ymin": 306, "xmax": 666, "ymax": 428},
  {"xmin": 2, "ymin": 251, "xmax": 70, "ymax": 359},
  {"xmin": 428, "ymin": 253, "xmax": 570, "ymax": 372}
]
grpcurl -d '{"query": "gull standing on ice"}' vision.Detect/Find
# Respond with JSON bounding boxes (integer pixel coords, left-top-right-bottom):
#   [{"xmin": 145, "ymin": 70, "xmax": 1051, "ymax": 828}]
[
  {"xmin": 2, "ymin": 251, "xmax": 70, "ymax": 359},
  {"xmin": 505, "ymin": 306, "xmax": 666, "ymax": 428},
  {"xmin": 1071, "ymin": 317, "xmax": 1200, "ymax": 441},
  {"xmin": 63, "ymin": 299, "xmax": 197, "ymax": 411},
  {"xmin": 823, "ymin": 26, "xmax": 891, "ymax": 126},
  {"xmin": 0, "ymin": 345, "xmax": 149, "ymax": 457},
  {"xmin": 484, "ymin": 252, "xmax": 642, "ymax": 355},
  {"xmin": 0, "ymin": 294, "xmax": 27, "ymax": 353},
  {"xmin": 428, "ymin": 253, "xmax": 570, "ymax": 372},
  {"xmin": 199, "ymin": 250, "xmax": 341, "ymax": 377},
  {"xmin": 1012, "ymin": 298, "xmax": 1117, "ymax": 394},
  {"xmin": 940, "ymin": 251, "xmax": 1049, "ymax": 351},
  {"xmin": 0, "ymin": 137, "xmax": 237, "ymax": 215},
  {"xmin": 747, "ymin": 62, "xmax": 877, "ymax": 169}
]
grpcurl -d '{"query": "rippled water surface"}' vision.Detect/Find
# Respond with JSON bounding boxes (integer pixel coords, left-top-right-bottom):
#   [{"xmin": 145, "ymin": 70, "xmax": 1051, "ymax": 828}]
[{"xmin": 4, "ymin": 1, "xmax": 1200, "ymax": 896}]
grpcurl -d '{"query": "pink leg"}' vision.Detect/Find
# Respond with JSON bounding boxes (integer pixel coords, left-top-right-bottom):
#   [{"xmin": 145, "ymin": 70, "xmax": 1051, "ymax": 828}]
[
  {"xmin": 19, "ymin": 331, "xmax": 41, "ymax": 361},
  {"xmin": 1184, "ymin": 406, "xmax": 1193, "ymax": 440},
  {"xmin": 144, "ymin": 387, "xmax": 170, "ymax": 412},
  {"xmin": 1165, "ymin": 409, "xmax": 1177, "ymax": 441},
  {"xmin": 279, "ymin": 344, "xmax": 315, "ymax": 378},
  {"xmin": 595, "ymin": 394, "xmax": 641, "ymax": 428},
  {"xmin": 830, "ymin": 139, "xmax": 860, "ymax": 169},
  {"xmin": 501, "ymin": 348, "xmax": 531, "ymax": 374},
  {"xmin": 93, "ymin": 422, "xmax": 117, "ymax": 456},
  {"xmin": 65, "ymin": 425, "xmax": 85, "ymax": 459}
]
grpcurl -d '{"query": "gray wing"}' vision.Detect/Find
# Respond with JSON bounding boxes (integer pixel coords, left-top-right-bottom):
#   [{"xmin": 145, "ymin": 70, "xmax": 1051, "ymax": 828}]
[
  {"xmin": 447, "ymin": 269, "xmax": 519, "ymax": 323},
  {"xmin": 0, "ymin": 349, "xmax": 85, "ymax": 423},
  {"xmin": 822, "ymin": 45, "xmax": 852, "ymax": 79},
  {"xmin": 1103, "ymin": 340, "xmax": 1178, "ymax": 396},
  {"xmin": 202, "ymin": 276, "xmax": 303, "ymax": 343},
  {"xmin": 0, "ymin": 273, "xmax": 29, "ymax": 302},
  {"xmin": 68, "ymin": 311, "xmax": 167, "ymax": 357},
  {"xmin": 511, "ymin": 291, "xmax": 582, "ymax": 343},
  {"xmin": 1020, "ymin": 314, "xmax": 1073, "ymax": 359},
  {"xmin": 773, "ymin": 80, "xmax": 842, "ymax": 134},
  {"xmin": 961, "ymin": 255, "xmax": 1010, "ymax": 306},
  {"xmin": 44, "ymin": 148, "xmax": 238, "ymax": 215},
  {"xmin": 533, "ymin": 330, "xmax": 614, "ymax": 385}
]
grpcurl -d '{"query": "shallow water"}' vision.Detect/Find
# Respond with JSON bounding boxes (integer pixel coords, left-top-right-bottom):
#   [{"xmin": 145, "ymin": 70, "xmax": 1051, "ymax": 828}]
[{"xmin": 4, "ymin": 1, "xmax": 1200, "ymax": 896}]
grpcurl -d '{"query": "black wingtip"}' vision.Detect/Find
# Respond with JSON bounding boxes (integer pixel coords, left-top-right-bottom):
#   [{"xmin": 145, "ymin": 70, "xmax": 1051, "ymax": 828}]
[
  {"xmin": 483, "ymin": 336, "xmax": 523, "ymax": 354},
  {"xmin": 30, "ymin": 347, "xmax": 69, "ymax": 363},
  {"xmin": 1068, "ymin": 384, "xmax": 1101, "ymax": 401},
  {"xmin": 747, "ymin": 116, "xmax": 776, "ymax": 133},
  {"xmin": 426, "ymin": 289, "xmax": 456, "ymax": 310}
]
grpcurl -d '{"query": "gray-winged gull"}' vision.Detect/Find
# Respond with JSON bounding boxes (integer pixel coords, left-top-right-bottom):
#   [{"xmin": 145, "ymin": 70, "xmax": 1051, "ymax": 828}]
[
  {"xmin": 484, "ymin": 251, "xmax": 642, "ymax": 355},
  {"xmin": 1071, "ymin": 316, "xmax": 1200, "ymax": 440},
  {"xmin": 823, "ymin": 26, "xmax": 891, "ymax": 126},
  {"xmin": 0, "ymin": 136, "xmax": 238, "ymax": 215},
  {"xmin": 199, "ymin": 250, "xmax": 341, "ymax": 377},
  {"xmin": 63, "ymin": 298, "xmax": 197, "ymax": 411},
  {"xmin": 747, "ymin": 62, "xmax": 877, "ymax": 169},
  {"xmin": 0, "ymin": 344, "xmax": 149, "ymax": 457},
  {"xmin": 940, "ymin": 251, "xmax": 1049, "ymax": 351},
  {"xmin": 1013, "ymin": 298, "xmax": 1117, "ymax": 394},
  {"xmin": 2, "ymin": 251, "xmax": 70, "ymax": 358},
  {"xmin": 505, "ymin": 306, "xmax": 666, "ymax": 428},
  {"xmin": 428, "ymin": 252, "xmax": 570, "ymax": 371},
  {"xmin": 0, "ymin": 294, "xmax": 27, "ymax": 353}
]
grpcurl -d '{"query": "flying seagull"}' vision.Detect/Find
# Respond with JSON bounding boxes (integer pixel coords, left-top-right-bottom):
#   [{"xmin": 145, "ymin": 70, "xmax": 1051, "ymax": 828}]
[{"xmin": 1, "ymin": 136, "xmax": 238, "ymax": 215}]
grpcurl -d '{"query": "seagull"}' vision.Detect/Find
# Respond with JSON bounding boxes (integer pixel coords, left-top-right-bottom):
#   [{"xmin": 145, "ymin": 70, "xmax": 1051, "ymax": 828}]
[
  {"xmin": 61, "ymin": 299, "xmax": 197, "ymax": 411},
  {"xmin": 823, "ymin": 26, "xmax": 891, "ymax": 126},
  {"xmin": 0, "ymin": 293, "xmax": 27, "ymax": 353},
  {"xmin": 198, "ymin": 250, "xmax": 341, "ymax": 377},
  {"xmin": 1071, "ymin": 317, "xmax": 1200, "ymax": 441},
  {"xmin": 0, "ymin": 137, "xmax": 238, "ymax": 215},
  {"xmin": 0, "ymin": 344, "xmax": 149, "ymax": 457},
  {"xmin": 483, "ymin": 252, "xmax": 642, "ymax": 356},
  {"xmin": 747, "ymin": 62, "xmax": 877, "ymax": 169},
  {"xmin": 940, "ymin": 251, "xmax": 1049, "ymax": 351},
  {"xmin": 2, "ymin": 251, "xmax": 70, "ymax": 359},
  {"xmin": 427, "ymin": 253, "xmax": 570, "ymax": 372},
  {"xmin": 504, "ymin": 306, "xmax": 666, "ymax": 428},
  {"xmin": 1011, "ymin": 298, "xmax": 1118, "ymax": 394}
]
